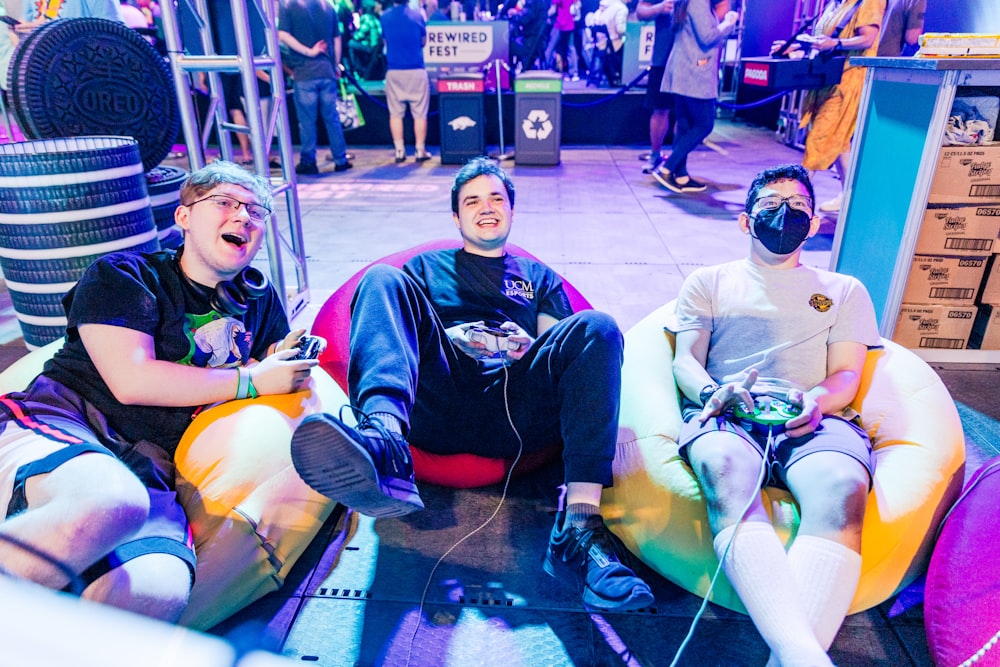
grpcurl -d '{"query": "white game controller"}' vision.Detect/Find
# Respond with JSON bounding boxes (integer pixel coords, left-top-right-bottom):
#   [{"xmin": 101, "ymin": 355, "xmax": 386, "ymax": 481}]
[{"xmin": 467, "ymin": 325, "xmax": 521, "ymax": 355}]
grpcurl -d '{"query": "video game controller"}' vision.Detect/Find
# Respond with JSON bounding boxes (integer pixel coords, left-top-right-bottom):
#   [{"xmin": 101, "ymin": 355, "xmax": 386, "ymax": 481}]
[
  {"xmin": 732, "ymin": 394, "xmax": 802, "ymax": 427},
  {"xmin": 289, "ymin": 335, "xmax": 322, "ymax": 360},
  {"xmin": 467, "ymin": 325, "xmax": 521, "ymax": 354}
]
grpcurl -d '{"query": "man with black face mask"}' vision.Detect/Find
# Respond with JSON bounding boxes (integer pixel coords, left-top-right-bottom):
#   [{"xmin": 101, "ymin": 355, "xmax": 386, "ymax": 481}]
[{"xmin": 666, "ymin": 163, "xmax": 882, "ymax": 666}]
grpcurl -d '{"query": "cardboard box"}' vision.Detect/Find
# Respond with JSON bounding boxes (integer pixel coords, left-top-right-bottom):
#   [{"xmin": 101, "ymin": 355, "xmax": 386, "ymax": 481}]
[
  {"xmin": 970, "ymin": 304, "xmax": 1000, "ymax": 349},
  {"xmin": 917, "ymin": 205, "xmax": 1000, "ymax": 256},
  {"xmin": 902, "ymin": 254, "xmax": 989, "ymax": 305},
  {"xmin": 979, "ymin": 254, "xmax": 1000, "ymax": 304},
  {"xmin": 929, "ymin": 144, "xmax": 1000, "ymax": 204},
  {"xmin": 894, "ymin": 304, "xmax": 977, "ymax": 350}
]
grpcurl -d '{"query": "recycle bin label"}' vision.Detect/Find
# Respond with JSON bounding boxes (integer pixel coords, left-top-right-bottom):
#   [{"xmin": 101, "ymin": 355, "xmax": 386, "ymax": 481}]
[{"xmin": 522, "ymin": 109, "xmax": 554, "ymax": 140}]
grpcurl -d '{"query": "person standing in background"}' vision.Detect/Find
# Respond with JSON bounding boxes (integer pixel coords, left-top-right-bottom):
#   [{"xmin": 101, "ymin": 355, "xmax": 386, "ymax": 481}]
[
  {"xmin": 636, "ymin": 0, "xmax": 674, "ymax": 174},
  {"xmin": 381, "ymin": 0, "xmax": 431, "ymax": 163},
  {"xmin": 781, "ymin": 0, "xmax": 884, "ymax": 214},
  {"xmin": 652, "ymin": 0, "xmax": 737, "ymax": 193},
  {"xmin": 278, "ymin": 0, "xmax": 354, "ymax": 176},
  {"xmin": 876, "ymin": 0, "xmax": 923, "ymax": 56}
]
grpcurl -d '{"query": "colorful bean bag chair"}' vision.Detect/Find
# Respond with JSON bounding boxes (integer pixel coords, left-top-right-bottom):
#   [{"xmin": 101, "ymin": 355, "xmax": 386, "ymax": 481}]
[
  {"xmin": 925, "ymin": 456, "xmax": 1000, "ymax": 667},
  {"xmin": 601, "ymin": 301, "xmax": 967, "ymax": 614},
  {"xmin": 310, "ymin": 239, "xmax": 593, "ymax": 489},
  {"xmin": 0, "ymin": 341, "xmax": 344, "ymax": 631}
]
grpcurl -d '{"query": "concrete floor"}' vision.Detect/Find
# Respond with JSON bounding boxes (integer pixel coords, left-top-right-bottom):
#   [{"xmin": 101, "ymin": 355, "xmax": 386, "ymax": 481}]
[{"xmin": 1, "ymin": 119, "xmax": 998, "ymax": 666}]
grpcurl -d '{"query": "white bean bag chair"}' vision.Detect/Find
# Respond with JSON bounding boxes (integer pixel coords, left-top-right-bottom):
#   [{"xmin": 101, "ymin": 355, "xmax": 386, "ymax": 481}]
[{"xmin": 601, "ymin": 302, "xmax": 966, "ymax": 614}]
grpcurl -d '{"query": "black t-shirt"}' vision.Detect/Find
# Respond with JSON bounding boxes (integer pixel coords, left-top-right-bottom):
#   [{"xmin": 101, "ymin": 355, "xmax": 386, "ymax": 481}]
[
  {"xmin": 40, "ymin": 249, "xmax": 290, "ymax": 454},
  {"xmin": 402, "ymin": 248, "xmax": 573, "ymax": 336}
]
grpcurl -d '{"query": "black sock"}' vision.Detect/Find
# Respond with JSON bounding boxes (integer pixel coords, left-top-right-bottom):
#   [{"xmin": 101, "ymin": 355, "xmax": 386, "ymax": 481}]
[{"xmin": 566, "ymin": 502, "xmax": 600, "ymax": 529}]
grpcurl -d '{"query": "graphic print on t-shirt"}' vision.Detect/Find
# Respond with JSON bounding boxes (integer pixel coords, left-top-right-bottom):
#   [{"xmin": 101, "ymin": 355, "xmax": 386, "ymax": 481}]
[{"xmin": 179, "ymin": 312, "xmax": 252, "ymax": 368}]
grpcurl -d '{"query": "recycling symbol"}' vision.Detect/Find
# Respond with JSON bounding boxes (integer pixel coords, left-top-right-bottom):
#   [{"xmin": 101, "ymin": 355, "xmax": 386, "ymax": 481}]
[{"xmin": 522, "ymin": 109, "xmax": 553, "ymax": 140}]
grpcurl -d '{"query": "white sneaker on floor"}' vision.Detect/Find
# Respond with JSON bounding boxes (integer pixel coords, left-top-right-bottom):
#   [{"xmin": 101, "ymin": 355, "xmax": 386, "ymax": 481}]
[{"xmin": 819, "ymin": 193, "xmax": 843, "ymax": 213}]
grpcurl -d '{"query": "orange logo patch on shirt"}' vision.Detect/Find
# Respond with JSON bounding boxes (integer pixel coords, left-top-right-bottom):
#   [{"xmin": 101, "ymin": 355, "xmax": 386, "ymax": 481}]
[{"xmin": 809, "ymin": 293, "xmax": 833, "ymax": 312}]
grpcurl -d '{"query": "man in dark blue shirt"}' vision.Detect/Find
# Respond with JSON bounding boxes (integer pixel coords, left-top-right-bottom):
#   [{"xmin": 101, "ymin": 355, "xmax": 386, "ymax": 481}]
[{"xmin": 291, "ymin": 157, "xmax": 655, "ymax": 613}]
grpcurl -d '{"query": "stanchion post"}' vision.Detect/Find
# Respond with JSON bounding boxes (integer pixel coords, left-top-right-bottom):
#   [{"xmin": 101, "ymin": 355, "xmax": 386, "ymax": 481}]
[{"xmin": 487, "ymin": 57, "xmax": 514, "ymax": 161}]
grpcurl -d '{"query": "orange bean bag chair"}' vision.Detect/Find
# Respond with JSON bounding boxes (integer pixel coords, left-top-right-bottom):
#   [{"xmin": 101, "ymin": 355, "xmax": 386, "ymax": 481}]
[
  {"xmin": 310, "ymin": 239, "xmax": 593, "ymax": 488},
  {"xmin": 601, "ymin": 301, "xmax": 966, "ymax": 614},
  {"xmin": 0, "ymin": 341, "xmax": 345, "ymax": 631}
]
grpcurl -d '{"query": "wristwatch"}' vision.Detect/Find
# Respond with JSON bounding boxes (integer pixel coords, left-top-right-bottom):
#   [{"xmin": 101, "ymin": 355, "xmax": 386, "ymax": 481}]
[{"xmin": 698, "ymin": 383, "xmax": 720, "ymax": 406}]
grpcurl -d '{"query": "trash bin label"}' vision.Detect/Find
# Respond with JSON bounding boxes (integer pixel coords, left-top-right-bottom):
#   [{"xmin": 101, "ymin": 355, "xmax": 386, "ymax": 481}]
[
  {"xmin": 448, "ymin": 115, "xmax": 478, "ymax": 131},
  {"xmin": 513, "ymin": 79, "xmax": 562, "ymax": 93},
  {"xmin": 437, "ymin": 78, "xmax": 486, "ymax": 93},
  {"xmin": 522, "ymin": 110, "xmax": 554, "ymax": 140}
]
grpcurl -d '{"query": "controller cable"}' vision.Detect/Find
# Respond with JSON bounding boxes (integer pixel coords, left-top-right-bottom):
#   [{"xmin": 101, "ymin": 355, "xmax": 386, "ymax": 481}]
[
  {"xmin": 668, "ymin": 420, "xmax": 776, "ymax": 667},
  {"xmin": 404, "ymin": 355, "xmax": 523, "ymax": 666}
]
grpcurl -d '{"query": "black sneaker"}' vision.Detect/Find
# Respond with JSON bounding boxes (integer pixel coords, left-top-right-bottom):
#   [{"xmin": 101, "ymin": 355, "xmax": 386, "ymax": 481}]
[
  {"xmin": 290, "ymin": 408, "xmax": 423, "ymax": 518},
  {"xmin": 543, "ymin": 512, "xmax": 654, "ymax": 611},
  {"xmin": 676, "ymin": 175, "xmax": 708, "ymax": 192},
  {"xmin": 295, "ymin": 161, "xmax": 319, "ymax": 175},
  {"xmin": 333, "ymin": 161, "xmax": 353, "ymax": 172}
]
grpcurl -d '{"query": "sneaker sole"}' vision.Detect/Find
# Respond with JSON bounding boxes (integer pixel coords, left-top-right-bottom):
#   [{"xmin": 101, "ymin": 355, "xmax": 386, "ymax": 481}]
[
  {"xmin": 652, "ymin": 170, "xmax": 682, "ymax": 193},
  {"xmin": 542, "ymin": 550, "xmax": 655, "ymax": 612},
  {"xmin": 290, "ymin": 418, "xmax": 424, "ymax": 518}
]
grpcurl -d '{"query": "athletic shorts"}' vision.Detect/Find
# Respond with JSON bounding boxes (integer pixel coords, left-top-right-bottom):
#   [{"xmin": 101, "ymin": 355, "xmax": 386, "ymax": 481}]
[
  {"xmin": 0, "ymin": 377, "xmax": 196, "ymax": 589},
  {"xmin": 677, "ymin": 402, "xmax": 875, "ymax": 491},
  {"xmin": 644, "ymin": 64, "xmax": 673, "ymax": 111},
  {"xmin": 384, "ymin": 68, "xmax": 430, "ymax": 119}
]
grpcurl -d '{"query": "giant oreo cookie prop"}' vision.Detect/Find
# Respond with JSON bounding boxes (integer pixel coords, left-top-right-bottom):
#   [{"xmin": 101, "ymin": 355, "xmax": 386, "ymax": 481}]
[
  {"xmin": 0, "ymin": 137, "xmax": 159, "ymax": 348},
  {"xmin": 10, "ymin": 18, "xmax": 180, "ymax": 171}
]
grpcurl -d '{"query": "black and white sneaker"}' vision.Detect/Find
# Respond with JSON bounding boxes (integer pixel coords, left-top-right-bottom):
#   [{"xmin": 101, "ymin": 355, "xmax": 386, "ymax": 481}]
[
  {"xmin": 290, "ymin": 408, "xmax": 423, "ymax": 518},
  {"xmin": 543, "ymin": 512, "xmax": 654, "ymax": 611}
]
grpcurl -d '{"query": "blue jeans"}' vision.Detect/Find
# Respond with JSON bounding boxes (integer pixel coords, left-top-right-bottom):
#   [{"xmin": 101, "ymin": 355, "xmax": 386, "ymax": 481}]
[
  {"xmin": 662, "ymin": 95, "xmax": 716, "ymax": 178},
  {"xmin": 292, "ymin": 77, "xmax": 348, "ymax": 165},
  {"xmin": 347, "ymin": 265, "xmax": 623, "ymax": 486}
]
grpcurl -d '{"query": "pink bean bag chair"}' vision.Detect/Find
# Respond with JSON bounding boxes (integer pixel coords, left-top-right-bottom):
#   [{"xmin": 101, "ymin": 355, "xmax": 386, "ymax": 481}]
[{"xmin": 310, "ymin": 239, "xmax": 592, "ymax": 488}]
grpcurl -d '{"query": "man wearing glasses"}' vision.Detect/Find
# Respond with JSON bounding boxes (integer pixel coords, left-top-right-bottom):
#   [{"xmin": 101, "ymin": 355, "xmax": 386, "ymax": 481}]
[
  {"xmin": 667, "ymin": 163, "xmax": 881, "ymax": 666},
  {"xmin": 0, "ymin": 161, "xmax": 320, "ymax": 621}
]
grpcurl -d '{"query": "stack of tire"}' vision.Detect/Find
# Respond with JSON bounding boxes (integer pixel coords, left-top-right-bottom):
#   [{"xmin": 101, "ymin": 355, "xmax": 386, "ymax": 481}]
[{"xmin": 3, "ymin": 18, "xmax": 185, "ymax": 347}]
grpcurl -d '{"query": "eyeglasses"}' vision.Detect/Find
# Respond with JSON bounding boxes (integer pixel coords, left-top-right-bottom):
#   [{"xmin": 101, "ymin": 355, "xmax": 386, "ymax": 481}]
[
  {"xmin": 753, "ymin": 194, "xmax": 813, "ymax": 213},
  {"xmin": 184, "ymin": 194, "xmax": 271, "ymax": 223}
]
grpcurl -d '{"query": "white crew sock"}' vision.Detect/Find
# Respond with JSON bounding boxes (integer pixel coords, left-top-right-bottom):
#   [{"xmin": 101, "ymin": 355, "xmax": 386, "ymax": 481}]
[
  {"xmin": 787, "ymin": 534, "xmax": 863, "ymax": 649},
  {"xmin": 714, "ymin": 522, "xmax": 833, "ymax": 667}
]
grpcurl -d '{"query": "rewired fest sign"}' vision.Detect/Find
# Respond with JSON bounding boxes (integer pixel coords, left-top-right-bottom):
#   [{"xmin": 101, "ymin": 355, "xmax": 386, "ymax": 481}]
[{"xmin": 424, "ymin": 21, "xmax": 510, "ymax": 84}]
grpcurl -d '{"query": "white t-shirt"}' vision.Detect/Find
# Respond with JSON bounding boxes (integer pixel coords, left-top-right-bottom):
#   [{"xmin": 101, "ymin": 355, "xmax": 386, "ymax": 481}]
[{"xmin": 669, "ymin": 258, "xmax": 882, "ymax": 393}]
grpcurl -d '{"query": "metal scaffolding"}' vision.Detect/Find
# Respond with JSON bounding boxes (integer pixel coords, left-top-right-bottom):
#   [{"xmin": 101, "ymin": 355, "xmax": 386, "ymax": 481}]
[{"xmin": 158, "ymin": 0, "xmax": 310, "ymax": 320}]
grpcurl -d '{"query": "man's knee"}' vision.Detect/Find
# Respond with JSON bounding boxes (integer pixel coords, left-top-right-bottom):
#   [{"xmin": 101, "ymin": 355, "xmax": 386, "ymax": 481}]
[
  {"xmin": 355, "ymin": 263, "xmax": 408, "ymax": 295},
  {"xmin": 85, "ymin": 553, "xmax": 192, "ymax": 622},
  {"xmin": 30, "ymin": 454, "xmax": 150, "ymax": 544},
  {"xmin": 564, "ymin": 310, "xmax": 623, "ymax": 351}
]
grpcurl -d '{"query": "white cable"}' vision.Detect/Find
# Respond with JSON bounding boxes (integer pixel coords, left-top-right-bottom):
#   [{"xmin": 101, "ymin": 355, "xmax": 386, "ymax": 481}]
[
  {"xmin": 668, "ymin": 425, "xmax": 775, "ymax": 667},
  {"xmin": 405, "ymin": 360, "xmax": 524, "ymax": 666}
]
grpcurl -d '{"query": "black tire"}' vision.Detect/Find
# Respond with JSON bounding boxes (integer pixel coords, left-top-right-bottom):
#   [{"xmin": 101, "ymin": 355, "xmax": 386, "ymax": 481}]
[
  {"xmin": 13, "ymin": 18, "xmax": 180, "ymax": 171},
  {"xmin": 0, "ymin": 207, "xmax": 156, "ymax": 250}
]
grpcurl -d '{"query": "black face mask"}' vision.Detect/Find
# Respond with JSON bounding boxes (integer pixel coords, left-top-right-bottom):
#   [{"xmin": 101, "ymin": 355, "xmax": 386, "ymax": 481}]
[{"xmin": 750, "ymin": 204, "xmax": 812, "ymax": 255}]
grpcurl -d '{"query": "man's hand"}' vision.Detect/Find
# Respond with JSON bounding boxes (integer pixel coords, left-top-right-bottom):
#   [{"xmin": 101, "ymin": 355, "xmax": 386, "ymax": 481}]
[
  {"xmin": 698, "ymin": 369, "xmax": 757, "ymax": 425},
  {"xmin": 781, "ymin": 388, "xmax": 822, "ymax": 438},
  {"xmin": 246, "ymin": 345, "xmax": 319, "ymax": 395},
  {"xmin": 448, "ymin": 321, "xmax": 533, "ymax": 362}
]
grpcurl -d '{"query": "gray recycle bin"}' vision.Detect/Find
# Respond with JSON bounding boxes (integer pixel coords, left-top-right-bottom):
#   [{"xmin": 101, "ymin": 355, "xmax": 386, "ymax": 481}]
[
  {"xmin": 438, "ymin": 73, "xmax": 486, "ymax": 165},
  {"xmin": 514, "ymin": 71, "xmax": 562, "ymax": 166}
]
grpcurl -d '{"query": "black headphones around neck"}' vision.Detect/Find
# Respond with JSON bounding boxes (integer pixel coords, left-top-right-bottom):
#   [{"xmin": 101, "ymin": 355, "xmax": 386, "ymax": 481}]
[{"xmin": 172, "ymin": 246, "xmax": 269, "ymax": 317}]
